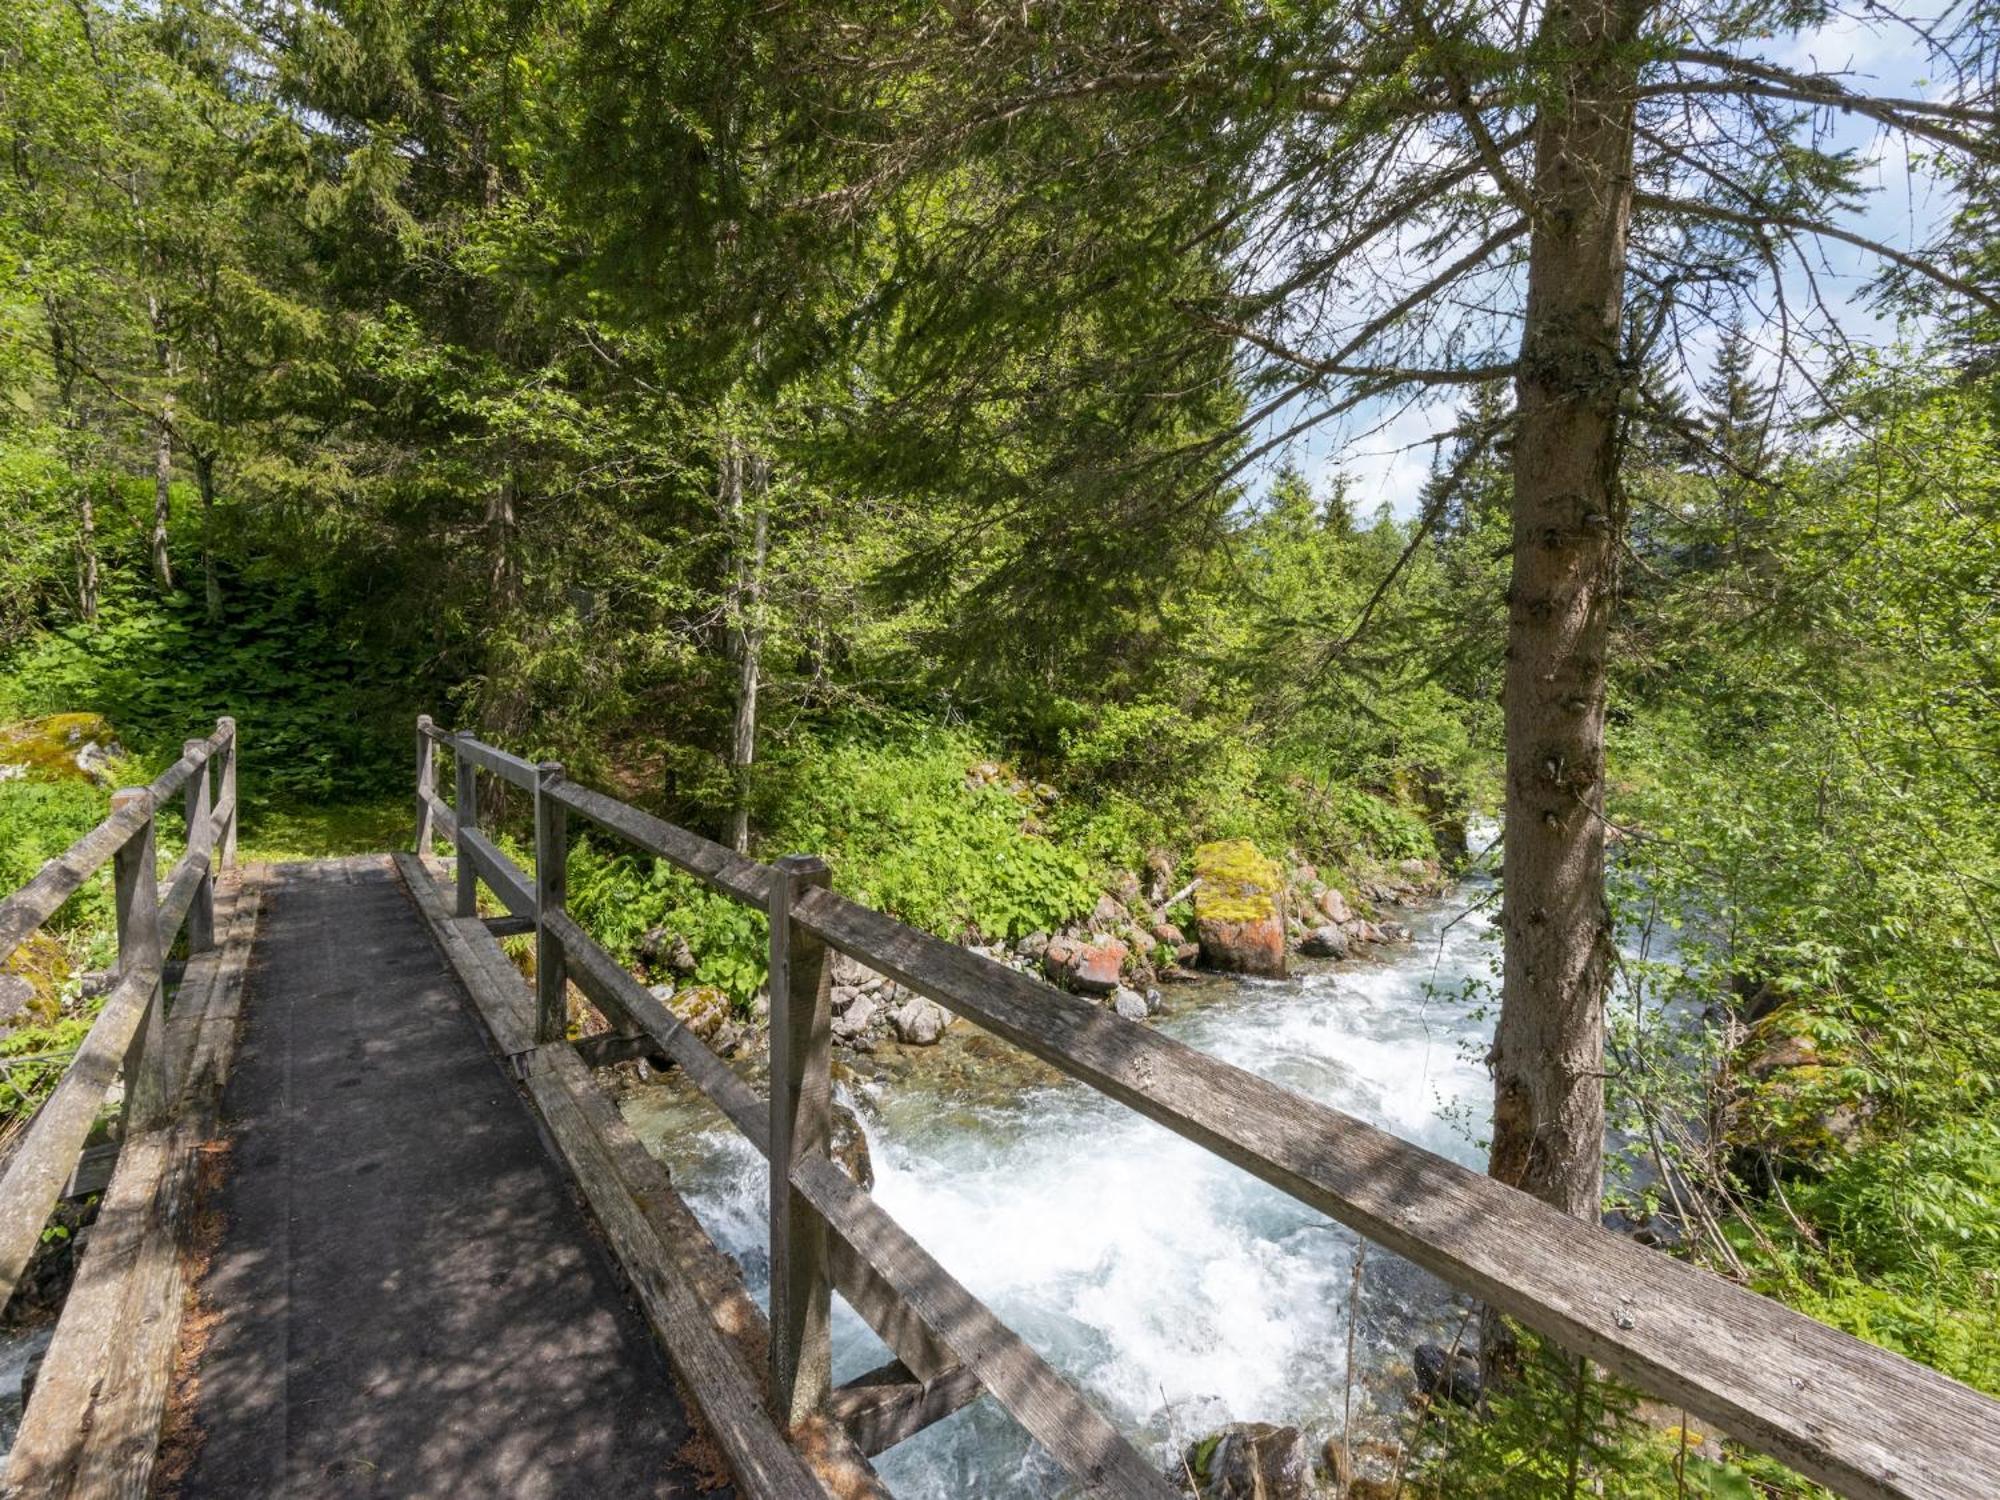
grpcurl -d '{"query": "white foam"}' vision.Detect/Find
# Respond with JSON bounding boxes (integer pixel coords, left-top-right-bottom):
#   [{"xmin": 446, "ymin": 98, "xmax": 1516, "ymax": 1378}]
[{"xmin": 627, "ymin": 867, "xmax": 1503, "ymax": 1497}]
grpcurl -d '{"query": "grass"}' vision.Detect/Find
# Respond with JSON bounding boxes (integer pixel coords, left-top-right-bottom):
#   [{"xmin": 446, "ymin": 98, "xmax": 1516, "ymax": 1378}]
[{"xmin": 235, "ymin": 798, "xmax": 412, "ymax": 864}]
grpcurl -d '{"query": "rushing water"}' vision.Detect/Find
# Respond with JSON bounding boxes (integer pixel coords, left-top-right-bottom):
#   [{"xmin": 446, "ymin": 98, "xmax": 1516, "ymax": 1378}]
[{"xmin": 623, "ymin": 839, "xmax": 1509, "ymax": 1495}]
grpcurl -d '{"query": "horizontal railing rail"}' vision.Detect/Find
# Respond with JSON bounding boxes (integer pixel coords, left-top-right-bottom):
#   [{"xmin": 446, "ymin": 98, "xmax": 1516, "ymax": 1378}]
[
  {"xmin": 0, "ymin": 717, "xmax": 238, "ymax": 1307},
  {"xmin": 423, "ymin": 720, "xmax": 2000, "ymax": 1500}
]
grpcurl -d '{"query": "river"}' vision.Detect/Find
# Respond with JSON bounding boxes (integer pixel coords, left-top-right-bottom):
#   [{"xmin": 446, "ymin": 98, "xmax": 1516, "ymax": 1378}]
[{"xmin": 622, "ymin": 838, "xmax": 1506, "ymax": 1496}]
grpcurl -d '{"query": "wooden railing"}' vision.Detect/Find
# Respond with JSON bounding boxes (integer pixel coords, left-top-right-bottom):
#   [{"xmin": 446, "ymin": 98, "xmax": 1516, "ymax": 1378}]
[
  {"xmin": 417, "ymin": 719, "xmax": 2000, "ymax": 1500},
  {"xmin": 0, "ymin": 718, "xmax": 238, "ymax": 1307}
]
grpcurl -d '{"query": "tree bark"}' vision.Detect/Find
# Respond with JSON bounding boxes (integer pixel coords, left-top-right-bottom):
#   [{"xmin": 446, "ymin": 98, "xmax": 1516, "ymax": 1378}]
[
  {"xmin": 151, "ymin": 390, "xmax": 174, "ymax": 591},
  {"xmin": 487, "ymin": 468, "xmax": 516, "ymax": 606},
  {"xmin": 723, "ymin": 438, "xmax": 769, "ymax": 855},
  {"xmin": 1490, "ymin": 0, "xmax": 1647, "ymax": 1222},
  {"xmin": 77, "ymin": 483, "xmax": 98, "ymax": 623},
  {"xmin": 148, "ymin": 296, "xmax": 175, "ymax": 592},
  {"xmin": 46, "ymin": 307, "xmax": 97, "ymax": 622}
]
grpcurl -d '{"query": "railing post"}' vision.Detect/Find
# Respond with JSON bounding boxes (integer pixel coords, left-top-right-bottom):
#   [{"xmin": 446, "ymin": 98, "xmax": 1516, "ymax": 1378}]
[
  {"xmin": 767, "ymin": 853, "xmax": 834, "ymax": 1429},
  {"xmin": 182, "ymin": 739, "xmax": 214, "ymax": 955},
  {"xmin": 414, "ymin": 715, "xmax": 436, "ymax": 853},
  {"xmin": 454, "ymin": 736, "xmax": 479, "ymax": 919},
  {"xmin": 110, "ymin": 789, "xmax": 170, "ymax": 1132},
  {"xmin": 534, "ymin": 761, "xmax": 568, "ymax": 1045},
  {"xmin": 215, "ymin": 716, "xmax": 238, "ymax": 870}
]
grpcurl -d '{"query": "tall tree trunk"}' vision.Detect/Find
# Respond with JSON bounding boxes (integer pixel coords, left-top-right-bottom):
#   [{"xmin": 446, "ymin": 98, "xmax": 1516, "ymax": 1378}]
[
  {"xmin": 723, "ymin": 438, "xmax": 769, "ymax": 855},
  {"xmin": 1489, "ymin": 0, "xmax": 1646, "ymax": 1222},
  {"xmin": 47, "ymin": 309, "xmax": 97, "ymax": 622},
  {"xmin": 487, "ymin": 468, "xmax": 516, "ymax": 606},
  {"xmin": 195, "ymin": 452, "xmax": 221, "ymax": 621},
  {"xmin": 151, "ymin": 390, "xmax": 174, "ymax": 591},
  {"xmin": 148, "ymin": 297, "xmax": 175, "ymax": 592},
  {"xmin": 77, "ymin": 482, "xmax": 98, "ymax": 623}
]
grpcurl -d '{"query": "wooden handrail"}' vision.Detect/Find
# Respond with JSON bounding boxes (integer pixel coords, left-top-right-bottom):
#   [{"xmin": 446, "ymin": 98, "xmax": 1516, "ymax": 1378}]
[
  {"xmin": 425, "ymin": 723, "xmax": 2000, "ymax": 1500},
  {"xmin": 0, "ymin": 717, "xmax": 239, "ymax": 1307}
]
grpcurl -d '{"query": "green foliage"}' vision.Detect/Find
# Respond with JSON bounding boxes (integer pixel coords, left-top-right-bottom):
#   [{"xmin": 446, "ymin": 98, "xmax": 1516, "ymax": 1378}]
[
  {"xmin": 0, "ymin": 567, "xmax": 421, "ymax": 804},
  {"xmin": 1409, "ymin": 1334, "xmax": 1790, "ymax": 1498},
  {"xmin": 565, "ymin": 839, "xmax": 770, "ymax": 1007},
  {"xmin": 0, "ymin": 779, "xmax": 106, "ymax": 897},
  {"xmin": 762, "ymin": 731, "xmax": 1098, "ymax": 943}
]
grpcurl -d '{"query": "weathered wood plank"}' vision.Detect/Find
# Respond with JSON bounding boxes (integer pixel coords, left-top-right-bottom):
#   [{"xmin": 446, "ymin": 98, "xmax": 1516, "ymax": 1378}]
[
  {"xmin": 450, "ymin": 732, "xmax": 539, "ymax": 792},
  {"xmin": 521, "ymin": 1072, "xmax": 829, "ymax": 1500},
  {"xmin": 394, "ymin": 856, "xmax": 880, "ymax": 1499},
  {"xmin": 454, "ymin": 743, "xmax": 479, "ymax": 919},
  {"xmin": 533, "ymin": 762, "xmax": 568, "ymax": 1046},
  {"xmin": 791, "ymin": 884, "xmax": 2000, "ymax": 1500},
  {"xmin": 827, "ymin": 1360, "xmax": 985, "ymax": 1459},
  {"xmin": 213, "ymin": 719, "xmax": 236, "ymax": 870},
  {"xmin": 2, "ymin": 880, "xmax": 257, "ymax": 1499},
  {"xmin": 548, "ymin": 779, "xmax": 772, "ymax": 908},
  {"xmin": 1, "ymin": 721, "xmax": 233, "ymax": 966},
  {"xmin": 457, "ymin": 827, "xmax": 534, "ymax": 919},
  {"xmin": 419, "ymin": 788, "xmax": 458, "ymax": 846},
  {"xmin": 768, "ymin": 856, "xmax": 834, "ymax": 1428},
  {"xmin": 112, "ymin": 793, "xmax": 171, "ymax": 1138},
  {"xmin": 791, "ymin": 1152, "xmax": 1175, "ymax": 1498},
  {"xmin": 392, "ymin": 853, "xmax": 535, "ymax": 1056},
  {"xmin": 180, "ymin": 739, "xmax": 214, "ymax": 955},
  {"xmin": 155, "ymin": 845, "xmax": 211, "ymax": 952},
  {"xmin": 0, "ymin": 800, "xmax": 150, "ymax": 968},
  {"xmin": 414, "ymin": 714, "xmax": 438, "ymax": 852},
  {"xmin": 545, "ymin": 907, "xmax": 957, "ymax": 1380}
]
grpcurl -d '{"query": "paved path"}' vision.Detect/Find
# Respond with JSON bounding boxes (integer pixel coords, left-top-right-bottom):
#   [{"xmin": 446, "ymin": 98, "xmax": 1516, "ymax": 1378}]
[{"xmin": 172, "ymin": 858, "xmax": 723, "ymax": 1499}]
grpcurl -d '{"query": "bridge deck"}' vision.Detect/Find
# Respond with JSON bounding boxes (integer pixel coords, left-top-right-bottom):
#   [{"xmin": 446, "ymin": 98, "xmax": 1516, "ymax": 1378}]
[{"xmin": 167, "ymin": 857, "xmax": 724, "ymax": 1499}]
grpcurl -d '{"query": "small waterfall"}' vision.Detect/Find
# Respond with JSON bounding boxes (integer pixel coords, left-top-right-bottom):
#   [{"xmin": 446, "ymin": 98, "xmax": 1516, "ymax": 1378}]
[{"xmin": 625, "ymin": 841, "xmax": 1504, "ymax": 1495}]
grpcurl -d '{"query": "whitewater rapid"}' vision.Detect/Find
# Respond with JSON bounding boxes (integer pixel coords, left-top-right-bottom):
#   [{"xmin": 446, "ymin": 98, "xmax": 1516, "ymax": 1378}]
[{"xmin": 622, "ymin": 845, "xmax": 1507, "ymax": 1495}]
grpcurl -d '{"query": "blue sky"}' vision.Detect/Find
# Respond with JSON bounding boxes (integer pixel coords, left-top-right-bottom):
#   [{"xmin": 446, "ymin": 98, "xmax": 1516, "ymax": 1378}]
[{"xmin": 1250, "ymin": 7, "xmax": 1960, "ymax": 520}]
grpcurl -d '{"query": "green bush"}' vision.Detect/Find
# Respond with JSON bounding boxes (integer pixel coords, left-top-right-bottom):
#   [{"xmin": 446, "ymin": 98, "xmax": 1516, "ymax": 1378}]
[
  {"xmin": 0, "ymin": 571, "xmax": 422, "ymax": 806},
  {"xmin": 762, "ymin": 731, "xmax": 1098, "ymax": 942}
]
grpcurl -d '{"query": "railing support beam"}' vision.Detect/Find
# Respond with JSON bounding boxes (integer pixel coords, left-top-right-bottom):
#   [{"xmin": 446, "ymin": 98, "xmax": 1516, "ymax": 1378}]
[
  {"xmin": 414, "ymin": 714, "xmax": 436, "ymax": 853},
  {"xmin": 216, "ymin": 716, "xmax": 237, "ymax": 869},
  {"xmin": 534, "ymin": 761, "xmax": 568, "ymax": 1046},
  {"xmin": 453, "ymin": 737, "xmax": 479, "ymax": 919},
  {"xmin": 768, "ymin": 853, "xmax": 834, "ymax": 1430},
  {"xmin": 111, "ymin": 789, "xmax": 170, "ymax": 1133},
  {"xmin": 182, "ymin": 739, "xmax": 215, "ymax": 955}
]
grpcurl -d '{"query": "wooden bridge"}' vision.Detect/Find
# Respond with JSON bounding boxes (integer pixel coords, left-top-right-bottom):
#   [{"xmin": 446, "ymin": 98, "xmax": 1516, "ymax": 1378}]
[{"xmin": 0, "ymin": 715, "xmax": 1995, "ymax": 1498}]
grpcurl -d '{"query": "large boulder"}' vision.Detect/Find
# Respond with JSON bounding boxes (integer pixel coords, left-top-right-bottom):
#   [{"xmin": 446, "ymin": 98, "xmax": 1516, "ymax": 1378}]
[
  {"xmin": 891, "ymin": 996, "xmax": 950, "ymax": 1046},
  {"xmin": 1, "ymin": 931, "xmax": 69, "ymax": 1029},
  {"xmin": 0, "ymin": 714, "xmax": 124, "ymax": 785},
  {"xmin": 655, "ymin": 984, "xmax": 732, "ymax": 1044},
  {"xmin": 1043, "ymin": 934, "xmax": 1128, "ymax": 994},
  {"xmin": 1191, "ymin": 840, "xmax": 1288, "ymax": 978},
  {"xmin": 1182, "ymin": 1422, "xmax": 1314, "ymax": 1499}
]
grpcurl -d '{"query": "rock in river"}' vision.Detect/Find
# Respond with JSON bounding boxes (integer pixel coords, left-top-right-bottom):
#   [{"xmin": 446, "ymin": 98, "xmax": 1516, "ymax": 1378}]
[
  {"xmin": 892, "ymin": 996, "xmax": 950, "ymax": 1046},
  {"xmin": 1191, "ymin": 839, "xmax": 1288, "ymax": 978},
  {"xmin": 1181, "ymin": 1421, "xmax": 1313, "ymax": 1499},
  {"xmin": 1298, "ymin": 923, "xmax": 1349, "ymax": 959},
  {"xmin": 1043, "ymin": 934, "xmax": 1127, "ymax": 994}
]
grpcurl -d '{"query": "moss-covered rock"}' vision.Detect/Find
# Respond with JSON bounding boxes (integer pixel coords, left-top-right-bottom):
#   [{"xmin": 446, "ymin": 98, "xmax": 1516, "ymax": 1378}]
[
  {"xmin": 1192, "ymin": 839, "xmax": 1287, "ymax": 977},
  {"xmin": 0, "ymin": 931, "xmax": 70, "ymax": 1029},
  {"xmin": 0, "ymin": 715, "xmax": 124, "ymax": 785}
]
